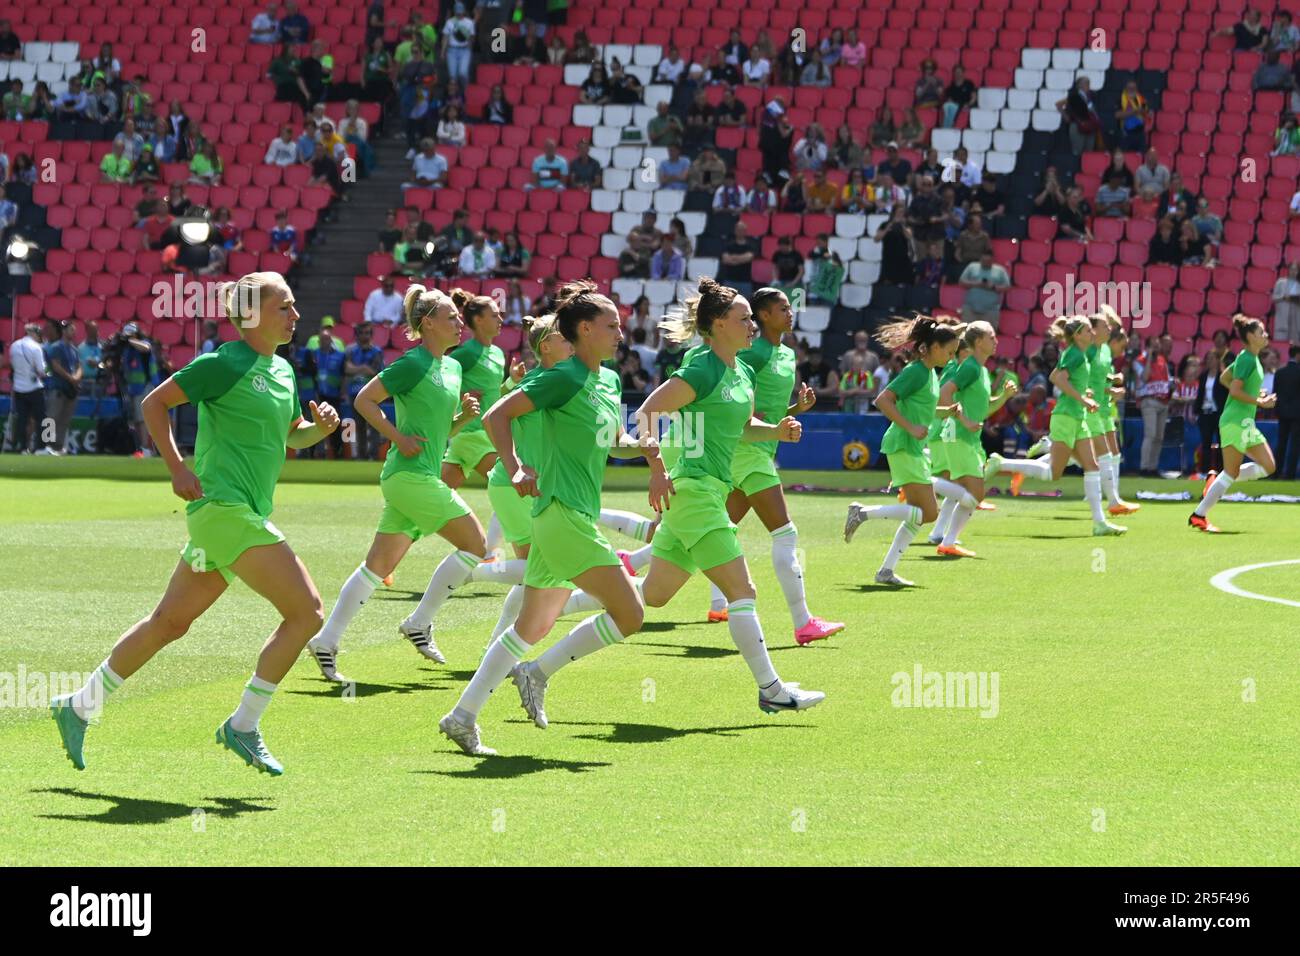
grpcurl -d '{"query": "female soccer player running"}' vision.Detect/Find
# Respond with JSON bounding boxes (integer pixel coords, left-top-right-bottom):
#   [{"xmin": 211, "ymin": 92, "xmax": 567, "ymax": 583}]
[
  {"xmin": 929, "ymin": 321, "xmax": 1016, "ymax": 557},
  {"xmin": 1189, "ymin": 314, "xmax": 1278, "ymax": 532},
  {"xmin": 1089, "ymin": 309, "xmax": 1139, "ymax": 516},
  {"xmin": 983, "ymin": 316, "xmax": 1128, "ymax": 536},
  {"xmin": 843, "ymin": 315, "xmax": 962, "ymax": 586},
  {"xmin": 701, "ymin": 287, "xmax": 844, "ymax": 643},
  {"xmin": 441, "ymin": 289, "xmax": 515, "ymax": 489},
  {"xmin": 508, "ymin": 278, "xmax": 827, "ymax": 732},
  {"xmin": 440, "ymin": 281, "xmax": 649, "ymax": 755},
  {"xmin": 51, "ymin": 272, "xmax": 340, "ymax": 776},
  {"xmin": 306, "ymin": 285, "xmax": 491, "ymax": 681}
]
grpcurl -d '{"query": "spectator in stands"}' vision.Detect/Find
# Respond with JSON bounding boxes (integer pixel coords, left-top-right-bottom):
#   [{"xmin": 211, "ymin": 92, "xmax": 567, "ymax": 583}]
[
  {"xmin": 308, "ymin": 140, "xmax": 346, "ymax": 200},
  {"xmin": 1178, "ymin": 218, "xmax": 1211, "ymax": 265},
  {"xmin": 1158, "ymin": 172, "xmax": 1196, "ymax": 221},
  {"xmin": 710, "ymin": 87, "xmax": 745, "ymax": 132},
  {"xmin": 1134, "ymin": 148, "xmax": 1171, "ymax": 194},
  {"xmin": 270, "ymin": 46, "xmax": 308, "ymax": 109},
  {"xmin": 959, "ymin": 251, "xmax": 1010, "ymax": 328},
  {"xmin": 683, "ymin": 89, "xmax": 716, "ymax": 150},
  {"xmin": 656, "ymin": 143, "xmax": 690, "ymax": 190},
  {"xmin": 165, "ymin": 100, "xmax": 193, "ymax": 162},
  {"xmin": 279, "ymin": 1, "xmax": 311, "ymax": 44},
  {"xmin": 442, "ymin": 4, "xmax": 476, "ymax": 87},
  {"xmin": 914, "ymin": 147, "xmax": 941, "ymax": 185},
  {"xmin": 79, "ymin": 321, "xmax": 103, "ymax": 398},
  {"xmin": 797, "ymin": 344, "xmax": 839, "ymax": 407},
  {"xmin": 607, "ymin": 60, "xmax": 644, "ymax": 104},
  {"xmin": 1147, "ymin": 215, "xmax": 1182, "ymax": 264},
  {"xmin": 138, "ymin": 201, "xmax": 173, "ymax": 249},
  {"xmin": 40, "ymin": 320, "xmax": 80, "ymax": 455},
  {"xmin": 879, "ymin": 141, "xmax": 913, "ymax": 187},
  {"xmin": 743, "ymin": 171, "xmax": 777, "ymax": 213},
  {"xmin": 742, "ymin": 47, "xmax": 772, "ymax": 87},
  {"xmin": 1275, "ymin": 345, "xmax": 1300, "ymax": 477},
  {"xmin": 1057, "ymin": 186, "xmax": 1093, "ymax": 241},
  {"xmin": 1273, "ymin": 262, "xmax": 1300, "ymax": 343},
  {"xmin": 25, "ymin": 82, "xmax": 53, "ymax": 122},
  {"xmin": 649, "ymin": 234, "xmax": 685, "ymax": 281},
  {"xmin": 2, "ymin": 80, "xmax": 27, "ymax": 120},
  {"xmin": 719, "ymin": 28, "xmax": 747, "ymax": 67},
  {"xmin": 579, "ymin": 64, "xmax": 610, "ymax": 105},
  {"xmin": 949, "ymin": 145, "xmax": 981, "ymax": 189},
  {"xmin": 434, "ymin": 103, "xmax": 467, "ymax": 147},
  {"xmin": 377, "ymin": 209, "xmax": 402, "ymax": 252},
  {"xmin": 492, "ymin": 231, "xmax": 528, "ymax": 278},
  {"xmin": 793, "ymin": 123, "xmax": 830, "ymax": 172},
  {"xmin": 525, "ymin": 138, "xmax": 568, "ymax": 191},
  {"xmin": 1099, "ymin": 149, "xmax": 1132, "ymax": 192},
  {"xmin": 719, "ymin": 221, "xmax": 759, "ymax": 295},
  {"xmin": 667, "ymin": 218, "xmax": 693, "ymax": 258},
  {"xmin": 365, "ymin": 275, "xmax": 404, "ymax": 326},
  {"xmin": 393, "ymin": 223, "xmax": 425, "ymax": 276},
  {"xmin": 706, "ymin": 49, "xmax": 741, "ymax": 87},
  {"xmin": 1128, "ymin": 184, "xmax": 1158, "ymax": 218},
  {"xmin": 344, "ymin": 323, "xmax": 385, "ymax": 460},
  {"xmin": 1216, "ymin": 9, "xmax": 1265, "ymax": 49},
  {"xmin": 363, "ymin": 36, "xmax": 396, "ymax": 106},
  {"xmin": 55, "ymin": 78, "xmax": 89, "ymax": 124},
  {"xmin": 1135, "ymin": 335, "xmax": 1172, "ymax": 475},
  {"xmin": 1095, "ymin": 172, "xmax": 1132, "ymax": 217},
  {"xmin": 0, "ymin": 19, "xmax": 20, "ymax": 61},
  {"xmin": 799, "ymin": 50, "xmax": 832, "ymax": 88},
  {"xmin": 869, "ymin": 108, "xmax": 897, "ymax": 149},
  {"xmin": 941, "ymin": 65, "xmax": 976, "ymax": 128},
  {"xmin": 648, "ymin": 101, "xmax": 684, "ymax": 147},
  {"xmin": 1273, "ymin": 113, "xmax": 1300, "ymax": 155},
  {"xmin": 914, "ymin": 59, "xmax": 944, "ymax": 108},
  {"xmin": 809, "ymin": 248, "xmax": 845, "ymax": 304},
  {"xmin": 120, "ymin": 77, "xmax": 150, "ymax": 123},
  {"xmin": 1268, "ymin": 11, "xmax": 1300, "ymax": 51},
  {"xmin": 897, "ymin": 109, "xmax": 925, "ymax": 150},
  {"xmin": 8, "ymin": 324, "xmax": 47, "ymax": 454},
  {"xmin": 830, "ymin": 124, "xmax": 864, "ymax": 171},
  {"xmin": 1254, "ymin": 50, "xmax": 1293, "ymax": 91},
  {"xmin": 98, "ymin": 140, "xmax": 133, "ymax": 184},
  {"xmin": 189, "ymin": 141, "xmax": 223, "ymax": 186},
  {"xmin": 837, "ymin": 168, "xmax": 870, "ymax": 213},
  {"xmin": 1057, "ymin": 76, "xmax": 1101, "ymax": 155},
  {"xmin": 555, "ymin": 29, "xmax": 591, "ymax": 66},
  {"xmin": 114, "ymin": 118, "xmax": 145, "ymax": 164},
  {"xmin": 758, "ymin": 236, "xmax": 797, "ymax": 297},
  {"xmin": 9, "ymin": 151, "xmax": 34, "ymax": 186},
  {"xmin": 908, "ymin": 173, "xmax": 946, "ymax": 265},
  {"xmin": 269, "ymin": 210, "xmax": 298, "ymax": 261},
  {"xmin": 251, "ymin": 4, "xmax": 280, "ymax": 44},
  {"xmin": 875, "ymin": 206, "xmax": 915, "ymax": 284},
  {"xmin": 165, "ymin": 182, "xmax": 192, "ymax": 217},
  {"xmin": 403, "ymin": 137, "xmax": 447, "ymax": 192},
  {"xmin": 86, "ymin": 78, "xmax": 118, "ymax": 126},
  {"xmin": 458, "ymin": 232, "xmax": 496, "ymax": 278},
  {"xmin": 804, "ymin": 168, "xmax": 839, "ymax": 213},
  {"xmin": 1190, "ymin": 197, "xmax": 1223, "ymax": 242},
  {"xmin": 1261, "ymin": 347, "xmax": 1281, "ymax": 400},
  {"xmin": 972, "ymin": 171, "xmax": 1006, "ymax": 222},
  {"xmin": 954, "ymin": 213, "xmax": 992, "ymax": 265},
  {"xmin": 557, "ymin": 139, "xmax": 599, "ymax": 189},
  {"xmin": 339, "ymin": 101, "xmax": 375, "ymax": 176},
  {"xmin": 837, "ymin": 331, "xmax": 880, "ymax": 379},
  {"xmin": 777, "ymin": 172, "xmax": 806, "ymax": 212},
  {"xmin": 759, "ymin": 97, "xmax": 794, "ymax": 183},
  {"xmin": 1116, "ymin": 79, "xmax": 1151, "ymax": 151},
  {"xmin": 480, "ymin": 84, "xmax": 514, "ymax": 126},
  {"xmin": 211, "ymin": 206, "xmax": 241, "ymax": 250},
  {"xmin": 710, "ymin": 171, "xmax": 745, "ymax": 212},
  {"xmin": 620, "ymin": 212, "xmax": 660, "ymax": 278},
  {"xmin": 655, "ymin": 46, "xmax": 688, "ymax": 85},
  {"xmin": 869, "ymin": 171, "xmax": 906, "ymax": 217}
]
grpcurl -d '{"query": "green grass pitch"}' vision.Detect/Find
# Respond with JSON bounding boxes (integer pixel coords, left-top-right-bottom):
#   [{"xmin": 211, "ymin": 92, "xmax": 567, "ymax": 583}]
[{"xmin": 2, "ymin": 458, "xmax": 1298, "ymax": 865}]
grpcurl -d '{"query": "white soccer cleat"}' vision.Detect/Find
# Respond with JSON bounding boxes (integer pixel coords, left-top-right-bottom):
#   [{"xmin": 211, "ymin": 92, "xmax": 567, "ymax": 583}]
[
  {"xmin": 982, "ymin": 453, "xmax": 1004, "ymax": 482},
  {"xmin": 1026, "ymin": 436, "xmax": 1051, "ymax": 459},
  {"xmin": 438, "ymin": 713, "xmax": 497, "ymax": 756},
  {"xmin": 305, "ymin": 641, "xmax": 350, "ymax": 683},
  {"xmin": 874, "ymin": 568, "xmax": 915, "ymax": 587},
  {"xmin": 843, "ymin": 502, "xmax": 869, "ymax": 543},
  {"xmin": 399, "ymin": 621, "xmax": 446, "ymax": 664},
  {"xmin": 758, "ymin": 681, "xmax": 826, "ymax": 714},
  {"xmin": 510, "ymin": 662, "xmax": 549, "ymax": 729}
]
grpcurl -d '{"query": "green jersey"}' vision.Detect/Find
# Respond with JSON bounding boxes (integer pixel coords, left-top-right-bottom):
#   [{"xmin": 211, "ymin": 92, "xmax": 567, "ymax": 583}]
[
  {"xmin": 1054, "ymin": 345, "xmax": 1091, "ymax": 419},
  {"xmin": 449, "ymin": 338, "xmax": 506, "ymax": 433},
  {"xmin": 670, "ymin": 347, "xmax": 755, "ymax": 485},
  {"xmin": 488, "ymin": 367, "xmax": 544, "ymax": 488},
  {"xmin": 377, "ymin": 345, "xmax": 462, "ymax": 480},
  {"xmin": 948, "ymin": 355, "xmax": 991, "ymax": 446},
  {"xmin": 659, "ymin": 342, "xmax": 710, "ymax": 450},
  {"xmin": 1221, "ymin": 350, "xmax": 1263, "ymax": 427},
  {"xmin": 519, "ymin": 356, "xmax": 623, "ymax": 519},
  {"xmin": 879, "ymin": 360, "xmax": 938, "ymax": 457},
  {"xmin": 1088, "ymin": 343, "xmax": 1114, "ymax": 416},
  {"xmin": 171, "ymin": 340, "xmax": 300, "ymax": 518},
  {"xmin": 737, "ymin": 336, "xmax": 796, "ymax": 459},
  {"xmin": 927, "ymin": 358, "xmax": 962, "ymax": 442}
]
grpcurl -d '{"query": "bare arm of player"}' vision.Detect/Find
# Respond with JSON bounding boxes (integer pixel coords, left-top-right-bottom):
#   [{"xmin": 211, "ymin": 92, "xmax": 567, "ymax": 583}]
[
  {"xmin": 353, "ymin": 376, "xmax": 424, "ymax": 457},
  {"xmin": 142, "ymin": 377, "xmax": 203, "ymax": 501},
  {"xmin": 1050, "ymin": 366, "xmax": 1098, "ymax": 413},
  {"xmin": 449, "ymin": 392, "xmax": 482, "ymax": 437},
  {"xmin": 873, "ymin": 388, "xmax": 928, "ymax": 441},
  {"xmin": 482, "ymin": 388, "xmax": 539, "ymax": 496},
  {"xmin": 287, "ymin": 400, "xmax": 340, "ymax": 449},
  {"xmin": 743, "ymin": 414, "xmax": 801, "ymax": 443},
  {"xmin": 636, "ymin": 376, "xmax": 695, "ymax": 510}
]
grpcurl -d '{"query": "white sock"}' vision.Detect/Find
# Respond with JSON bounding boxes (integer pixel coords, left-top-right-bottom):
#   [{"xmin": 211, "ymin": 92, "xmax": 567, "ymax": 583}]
[
  {"xmin": 933, "ymin": 477, "xmax": 966, "ymax": 500},
  {"xmin": 534, "ymin": 612, "xmax": 625, "ymax": 679},
  {"xmin": 1195, "ymin": 470, "xmax": 1234, "ymax": 515},
  {"xmin": 625, "ymin": 543, "xmax": 654, "ymax": 571},
  {"xmin": 709, "ymin": 582, "xmax": 728, "ymax": 612},
  {"xmin": 312, "ymin": 564, "xmax": 381, "ymax": 651},
  {"xmin": 725, "ymin": 599, "xmax": 779, "ymax": 687},
  {"xmin": 561, "ymin": 588, "xmax": 605, "ymax": 616},
  {"xmin": 861, "ymin": 503, "xmax": 924, "ymax": 522},
  {"xmin": 1237, "ymin": 461, "xmax": 1267, "ymax": 482},
  {"xmin": 467, "ymin": 558, "xmax": 528, "ymax": 585},
  {"xmin": 769, "ymin": 522, "xmax": 811, "ymax": 628},
  {"xmin": 491, "ymin": 585, "xmax": 525, "ymax": 640},
  {"xmin": 599, "ymin": 508, "xmax": 655, "ymax": 542},
  {"xmin": 1083, "ymin": 471, "xmax": 1105, "ymax": 522},
  {"xmin": 1100, "ymin": 453, "xmax": 1121, "ymax": 504},
  {"xmin": 485, "ymin": 513, "xmax": 504, "ymax": 554},
  {"xmin": 406, "ymin": 550, "xmax": 481, "ymax": 629},
  {"xmin": 881, "ymin": 519, "xmax": 920, "ymax": 572},
  {"xmin": 999, "ymin": 457, "xmax": 1054, "ymax": 480},
  {"xmin": 451, "ymin": 628, "xmax": 529, "ymax": 722},
  {"xmin": 229, "ymin": 675, "xmax": 276, "ymax": 732},
  {"xmin": 68, "ymin": 659, "xmax": 124, "ymax": 721},
  {"xmin": 930, "ymin": 496, "xmax": 960, "ymax": 541},
  {"xmin": 943, "ymin": 500, "xmax": 975, "ymax": 547}
]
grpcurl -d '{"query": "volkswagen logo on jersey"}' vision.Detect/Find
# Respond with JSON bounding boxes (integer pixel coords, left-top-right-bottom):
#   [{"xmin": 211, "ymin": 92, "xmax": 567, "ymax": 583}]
[{"xmin": 252, "ymin": 374, "xmax": 269, "ymax": 393}]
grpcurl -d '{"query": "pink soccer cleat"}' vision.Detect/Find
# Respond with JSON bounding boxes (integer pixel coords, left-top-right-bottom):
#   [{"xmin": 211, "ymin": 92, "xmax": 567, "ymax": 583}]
[
  {"xmin": 617, "ymin": 550, "xmax": 638, "ymax": 577},
  {"xmin": 794, "ymin": 616, "xmax": 846, "ymax": 645}
]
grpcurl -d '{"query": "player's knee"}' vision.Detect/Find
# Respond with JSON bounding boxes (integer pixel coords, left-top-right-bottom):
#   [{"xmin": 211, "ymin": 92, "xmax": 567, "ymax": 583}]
[
  {"xmin": 610, "ymin": 602, "xmax": 644, "ymax": 637},
  {"xmin": 149, "ymin": 608, "xmax": 195, "ymax": 644},
  {"xmin": 920, "ymin": 503, "xmax": 939, "ymax": 524}
]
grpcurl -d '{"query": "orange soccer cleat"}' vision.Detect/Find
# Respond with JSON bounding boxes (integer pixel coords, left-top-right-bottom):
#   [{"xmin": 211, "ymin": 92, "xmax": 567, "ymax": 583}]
[
  {"xmin": 1009, "ymin": 472, "xmax": 1025, "ymax": 496},
  {"xmin": 1188, "ymin": 513, "xmax": 1219, "ymax": 533},
  {"xmin": 936, "ymin": 544, "xmax": 977, "ymax": 558},
  {"xmin": 707, "ymin": 608, "xmax": 730, "ymax": 623}
]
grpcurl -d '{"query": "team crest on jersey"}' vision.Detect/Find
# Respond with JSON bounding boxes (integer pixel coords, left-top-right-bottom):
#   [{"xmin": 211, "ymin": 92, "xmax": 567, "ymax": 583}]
[{"xmin": 251, "ymin": 374, "xmax": 268, "ymax": 393}]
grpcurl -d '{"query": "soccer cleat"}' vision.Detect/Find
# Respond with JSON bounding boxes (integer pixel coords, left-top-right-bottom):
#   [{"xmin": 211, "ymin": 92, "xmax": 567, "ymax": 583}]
[
  {"xmin": 1200, "ymin": 470, "xmax": 1218, "ymax": 500},
  {"xmin": 399, "ymin": 621, "xmax": 446, "ymax": 664},
  {"xmin": 1092, "ymin": 520, "xmax": 1127, "ymax": 536},
  {"xmin": 438, "ymin": 713, "xmax": 497, "ymax": 756},
  {"xmin": 215, "ymin": 719, "xmax": 284, "ymax": 776},
  {"xmin": 794, "ymin": 616, "xmax": 845, "ymax": 645},
  {"xmin": 936, "ymin": 544, "xmax": 977, "ymax": 558},
  {"xmin": 977, "ymin": 500, "xmax": 996, "ymax": 511},
  {"xmin": 510, "ymin": 662, "xmax": 549, "ymax": 729},
  {"xmin": 382, "ymin": 572, "xmax": 394, "ymax": 587},
  {"xmin": 305, "ymin": 642, "xmax": 350, "ymax": 683},
  {"xmin": 1009, "ymin": 472, "xmax": 1025, "ymax": 496},
  {"xmin": 707, "ymin": 608, "xmax": 729, "ymax": 623},
  {"xmin": 617, "ymin": 550, "xmax": 638, "ymax": 577},
  {"xmin": 50, "ymin": 696, "xmax": 88, "ymax": 771},
  {"xmin": 1108, "ymin": 500, "xmax": 1140, "ymax": 516},
  {"xmin": 1026, "ymin": 436, "xmax": 1051, "ymax": 458},
  {"xmin": 758, "ymin": 681, "xmax": 826, "ymax": 714},
  {"xmin": 843, "ymin": 502, "xmax": 869, "ymax": 543},
  {"xmin": 874, "ymin": 568, "xmax": 914, "ymax": 586},
  {"xmin": 982, "ymin": 453, "xmax": 1004, "ymax": 482},
  {"xmin": 897, "ymin": 488, "xmax": 906, "ymax": 502},
  {"xmin": 1188, "ymin": 512, "xmax": 1219, "ymax": 533},
  {"xmin": 927, "ymin": 531, "xmax": 944, "ymax": 545}
]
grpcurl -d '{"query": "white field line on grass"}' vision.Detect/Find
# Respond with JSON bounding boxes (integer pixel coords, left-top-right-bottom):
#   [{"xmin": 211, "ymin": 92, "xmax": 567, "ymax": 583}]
[{"xmin": 1209, "ymin": 559, "xmax": 1300, "ymax": 609}]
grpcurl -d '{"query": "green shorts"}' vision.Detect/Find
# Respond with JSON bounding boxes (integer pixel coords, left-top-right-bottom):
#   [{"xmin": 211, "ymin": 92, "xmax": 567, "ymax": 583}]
[
  {"xmin": 1085, "ymin": 408, "xmax": 1113, "ymax": 436},
  {"xmin": 1049, "ymin": 412, "xmax": 1092, "ymax": 447},
  {"xmin": 444, "ymin": 428, "xmax": 497, "ymax": 474},
  {"xmin": 729, "ymin": 441, "xmax": 782, "ymax": 497},
  {"xmin": 887, "ymin": 450, "xmax": 933, "ymax": 488},
  {"xmin": 377, "ymin": 471, "xmax": 471, "ymax": 542},
  {"xmin": 524, "ymin": 500, "xmax": 621, "ymax": 589},
  {"xmin": 1220, "ymin": 417, "xmax": 1268, "ymax": 453},
  {"xmin": 487, "ymin": 478, "xmax": 533, "ymax": 546},
  {"xmin": 927, "ymin": 436, "xmax": 949, "ymax": 475},
  {"xmin": 651, "ymin": 474, "xmax": 744, "ymax": 574},
  {"xmin": 944, "ymin": 440, "xmax": 986, "ymax": 480},
  {"xmin": 180, "ymin": 500, "xmax": 285, "ymax": 583}
]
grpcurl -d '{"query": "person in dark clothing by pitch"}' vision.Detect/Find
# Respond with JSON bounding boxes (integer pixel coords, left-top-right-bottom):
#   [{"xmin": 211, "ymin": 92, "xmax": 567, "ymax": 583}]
[{"xmin": 1273, "ymin": 344, "xmax": 1300, "ymax": 479}]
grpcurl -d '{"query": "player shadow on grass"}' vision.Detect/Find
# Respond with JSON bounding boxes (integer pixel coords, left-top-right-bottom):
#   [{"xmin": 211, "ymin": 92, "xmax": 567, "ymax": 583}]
[
  {"xmin": 416, "ymin": 755, "xmax": 612, "ymax": 778},
  {"xmin": 286, "ymin": 671, "xmax": 479, "ymax": 698},
  {"xmin": 542, "ymin": 719, "xmax": 801, "ymax": 745},
  {"xmin": 32, "ymin": 787, "xmax": 274, "ymax": 825}
]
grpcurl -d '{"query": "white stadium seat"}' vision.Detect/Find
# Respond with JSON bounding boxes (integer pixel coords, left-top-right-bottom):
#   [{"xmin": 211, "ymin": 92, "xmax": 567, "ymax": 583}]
[
  {"xmin": 835, "ymin": 214, "xmax": 866, "ymax": 239},
  {"xmin": 985, "ymin": 151, "xmax": 1016, "ymax": 175},
  {"xmin": 1021, "ymin": 49, "xmax": 1051, "ymax": 71},
  {"xmin": 25, "ymin": 42, "xmax": 52, "ymax": 63},
  {"xmin": 591, "ymin": 189, "xmax": 622, "ymax": 213},
  {"xmin": 564, "ymin": 64, "xmax": 591, "ymax": 86},
  {"xmin": 1044, "ymin": 69, "xmax": 1074, "ymax": 91},
  {"xmin": 603, "ymin": 167, "xmax": 632, "ymax": 191},
  {"xmin": 1007, "ymin": 88, "xmax": 1038, "ymax": 111},
  {"xmin": 603, "ymin": 105, "xmax": 634, "ymax": 128},
  {"xmin": 1082, "ymin": 50, "xmax": 1112, "ymax": 72},
  {"xmin": 1030, "ymin": 109, "xmax": 1061, "ymax": 132},
  {"xmin": 687, "ymin": 257, "xmax": 719, "ymax": 279},
  {"xmin": 612, "ymin": 278, "xmax": 644, "ymax": 304},
  {"xmin": 857, "ymin": 237, "xmax": 883, "ymax": 262},
  {"xmin": 1051, "ymin": 49, "xmax": 1082, "ymax": 70},
  {"xmin": 1013, "ymin": 68, "xmax": 1044, "ymax": 90},
  {"xmin": 993, "ymin": 129, "xmax": 1023, "ymax": 152},
  {"xmin": 968, "ymin": 108, "xmax": 999, "ymax": 131},
  {"xmin": 828, "ymin": 237, "xmax": 857, "ymax": 261},
  {"xmin": 961, "ymin": 129, "xmax": 992, "ymax": 153},
  {"xmin": 632, "ymin": 45, "xmax": 661, "ymax": 67},
  {"xmin": 799, "ymin": 306, "xmax": 831, "ymax": 332},
  {"xmin": 839, "ymin": 284, "xmax": 872, "ymax": 308},
  {"xmin": 653, "ymin": 190, "xmax": 684, "ymax": 213},
  {"xmin": 1002, "ymin": 108, "xmax": 1032, "ymax": 132},
  {"xmin": 644, "ymin": 280, "xmax": 676, "ymax": 305},
  {"xmin": 591, "ymin": 125, "xmax": 622, "ymax": 148},
  {"xmin": 977, "ymin": 88, "xmax": 1007, "ymax": 111},
  {"xmin": 600, "ymin": 234, "xmax": 627, "ymax": 258},
  {"xmin": 603, "ymin": 44, "xmax": 634, "ymax": 65},
  {"xmin": 572, "ymin": 104, "xmax": 602, "ymax": 127},
  {"xmin": 930, "ymin": 128, "xmax": 961, "ymax": 152},
  {"xmin": 622, "ymin": 190, "xmax": 653, "ymax": 213}
]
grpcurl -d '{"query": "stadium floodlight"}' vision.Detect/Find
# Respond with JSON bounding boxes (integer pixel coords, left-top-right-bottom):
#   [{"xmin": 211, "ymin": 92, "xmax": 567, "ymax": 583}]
[
  {"xmin": 7, "ymin": 236, "xmax": 30, "ymax": 261},
  {"xmin": 179, "ymin": 219, "xmax": 212, "ymax": 244},
  {"xmin": 6, "ymin": 234, "xmax": 35, "ymax": 276}
]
